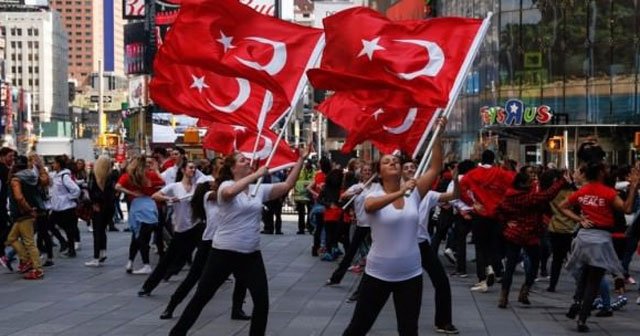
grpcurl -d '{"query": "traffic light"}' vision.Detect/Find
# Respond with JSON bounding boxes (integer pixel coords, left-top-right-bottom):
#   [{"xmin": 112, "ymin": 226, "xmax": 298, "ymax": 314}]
[
  {"xmin": 548, "ymin": 136, "xmax": 563, "ymax": 152},
  {"xmin": 105, "ymin": 134, "xmax": 120, "ymax": 148},
  {"xmin": 635, "ymin": 132, "xmax": 640, "ymax": 148}
]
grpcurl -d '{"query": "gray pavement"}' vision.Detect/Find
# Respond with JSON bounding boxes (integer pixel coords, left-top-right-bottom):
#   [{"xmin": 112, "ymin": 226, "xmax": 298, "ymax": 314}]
[{"xmin": 0, "ymin": 217, "xmax": 639, "ymax": 336}]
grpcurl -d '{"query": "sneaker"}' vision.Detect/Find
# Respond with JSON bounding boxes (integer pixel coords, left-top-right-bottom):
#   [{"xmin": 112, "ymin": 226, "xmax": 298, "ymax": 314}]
[
  {"xmin": 125, "ymin": 260, "xmax": 133, "ymax": 274},
  {"xmin": 43, "ymin": 260, "xmax": 54, "ymax": 267},
  {"xmin": 435, "ymin": 324, "xmax": 460, "ymax": 334},
  {"xmin": 486, "ymin": 266, "xmax": 495, "ymax": 287},
  {"xmin": 457, "ymin": 273, "xmax": 469, "ymax": 278},
  {"xmin": 321, "ymin": 253, "xmax": 335, "ymax": 262},
  {"xmin": 0, "ymin": 256, "xmax": 13, "ymax": 272},
  {"xmin": 470, "ymin": 281, "xmax": 488, "ymax": 293},
  {"xmin": 443, "ymin": 248, "xmax": 456, "ymax": 265},
  {"xmin": 18, "ymin": 262, "xmax": 33, "ymax": 274},
  {"xmin": 23, "ymin": 269, "xmax": 44, "ymax": 280},
  {"xmin": 88, "ymin": 226, "xmax": 94, "ymax": 233},
  {"xmin": 626, "ymin": 276, "xmax": 636, "ymax": 285},
  {"xmin": 74, "ymin": 242, "xmax": 81, "ymax": 251},
  {"xmin": 535, "ymin": 276, "xmax": 550, "ymax": 282},
  {"xmin": 133, "ymin": 265, "xmax": 152, "ymax": 275},
  {"xmin": 346, "ymin": 293, "xmax": 359, "ymax": 303},
  {"xmin": 595, "ymin": 309, "xmax": 613, "ymax": 317},
  {"xmin": 84, "ymin": 259, "xmax": 101, "ymax": 267},
  {"xmin": 636, "ymin": 296, "xmax": 640, "ymax": 305}
]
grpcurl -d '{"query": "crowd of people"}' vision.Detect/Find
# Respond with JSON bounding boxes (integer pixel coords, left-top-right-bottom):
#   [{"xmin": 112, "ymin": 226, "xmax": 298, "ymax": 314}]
[{"xmin": 0, "ymin": 129, "xmax": 639, "ymax": 334}]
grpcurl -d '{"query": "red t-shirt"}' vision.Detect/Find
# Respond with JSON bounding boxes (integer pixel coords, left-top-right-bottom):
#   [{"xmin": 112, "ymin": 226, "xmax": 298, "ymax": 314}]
[
  {"xmin": 117, "ymin": 170, "xmax": 165, "ymax": 200},
  {"xmin": 160, "ymin": 159, "xmax": 175, "ymax": 173},
  {"xmin": 312, "ymin": 171, "xmax": 326, "ymax": 200},
  {"xmin": 567, "ymin": 182, "xmax": 617, "ymax": 228}
]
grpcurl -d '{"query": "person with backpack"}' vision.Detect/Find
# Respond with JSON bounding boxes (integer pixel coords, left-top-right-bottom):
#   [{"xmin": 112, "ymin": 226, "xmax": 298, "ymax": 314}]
[
  {"xmin": 49, "ymin": 155, "xmax": 82, "ymax": 258},
  {"xmin": 6, "ymin": 155, "xmax": 48, "ymax": 279}
]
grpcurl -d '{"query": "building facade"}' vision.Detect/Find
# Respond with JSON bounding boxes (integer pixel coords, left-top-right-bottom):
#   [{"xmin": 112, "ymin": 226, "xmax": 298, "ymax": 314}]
[
  {"xmin": 0, "ymin": 10, "xmax": 69, "ymax": 123},
  {"xmin": 437, "ymin": 0, "xmax": 640, "ymax": 167}
]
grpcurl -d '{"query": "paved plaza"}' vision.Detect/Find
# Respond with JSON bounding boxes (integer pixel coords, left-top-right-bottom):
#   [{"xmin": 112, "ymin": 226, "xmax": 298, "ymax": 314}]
[{"xmin": 0, "ymin": 217, "xmax": 639, "ymax": 336}]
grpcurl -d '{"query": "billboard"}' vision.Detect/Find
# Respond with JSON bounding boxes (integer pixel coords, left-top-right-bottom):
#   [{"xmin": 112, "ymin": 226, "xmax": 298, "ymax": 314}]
[
  {"xmin": 312, "ymin": 1, "xmax": 358, "ymax": 28},
  {"xmin": 128, "ymin": 75, "xmax": 148, "ymax": 109},
  {"xmin": 152, "ymin": 113, "xmax": 206, "ymax": 144},
  {"xmin": 123, "ymin": 0, "xmax": 281, "ymax": 19}
]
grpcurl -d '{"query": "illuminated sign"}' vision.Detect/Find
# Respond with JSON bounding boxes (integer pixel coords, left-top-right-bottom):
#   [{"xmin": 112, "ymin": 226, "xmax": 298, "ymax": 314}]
[{"xmin": 481, "ymin": 99, "xmax": 553, "ymax": 126}]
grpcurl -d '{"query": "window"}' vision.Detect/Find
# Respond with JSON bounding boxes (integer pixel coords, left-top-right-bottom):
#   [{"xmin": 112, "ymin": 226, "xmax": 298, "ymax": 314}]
[
  {"xmin": 66, "ymin": 24, "xmax": 72, "ymax": 29},
  {"xmin": 75, "ymin": 32, "xmax": 81, "ymax": 36},
  {"xmin": 34, "ymin": 54, "xmax": 38, "ymax": 61},
  {"xmin": 34, "ymin": 67, "xmax": 39, "ymax": 74},
  {"xmin": 65, "ymin": 8, "xmax": 72, "ymax": 13},
  {"xmin": 85, "ymin": 8, "xmax": 91, "ymax": 13},
  {"xmin": 34, "ymin": 29, "xmax": 38, "ymax": 36},
  {"xmin": 76, "ymin": 47, "xmax": 82, "ymax": 51},
  {"xmin": 28, "ymin": 66, "xmax": 32, "ymax": 74},
  {"xmin": 17, "ymin": 79, "xmax": 22, "ymax": 86},
  {"xmin": 16, "ymin": 28, "xmax": 22, "ymax": 35},
  {"xmin": 76, "ymin": 24, "xmax": 81, "ymax": 28},
  {"xmin": 76, "ymin": 8, "xmax": 82, "ymax": 13},
  {"xmin": 27, "ymin": 41, "xmax": 32, "ymax": 48},
  {"xmin": 11, "ymin": 66, "xmax": 15, "ymax": 73},
  {"xmin": 28, "ymin": 79, "xmax": 33, "ymax": 86},
  {"xmin": 10, "ymin": 28, "xmax": 15, "ymax": 36},
  {"xmin": 28, "ymin": 54, "xmax": 32, "ymax": 61},
  {"xmin": 76, "ymin": 54, "xmax": 82, "ymax": 59},
  {"xmin": 17, "ymin": 66, "xmax": 22, "ymax": 73},
  {"xmin": 66, "ymin": 16, "xmax": 72, "ymax": 21},
  {"xmin": 85, "ymin": 24, "xmax": 91, "ymax": 28},
  {"xmin": 17, "ymin": 54, "xmax": 21, "ymax": 61},
  {"xmin": 81, "ymin": 72, "xmax": 87, "ymax": 76},
  {"xmin": 17, "ymin": 41, "xmax": 22, "ymax": 48},
  {"xmin": 10, "ymin": 41, "xmax": 15, "ymax": 48},
  {"xmin": 76, "ymin": 16, "xmax": 82, "ymax": 20},
  {"xmin": 85, "ymin": 16, "xmax": 91, "ymax": 20},
  {"xmin": 76, "ymin": 62, "xmax": 82, "ymax": 66},
  {"xmin": 75, "ymin": 39, "xmax": 82, "ymax": 43},
  {"xmin": 27, "ymin": 28, "xmax": 32, "ymax": 36},
  {"xmin": 85, "ymin": 31, "xmax": 91, "ymax": 36},
  {"xmin": 11, "ymin": 54, "xmax": 15, "ymax": 61},
  {"xmin": 34, "ymin": 42, "xmax": 38, "ymax": 48},
  {"xmin": 35, "ymin": 79, "xmax": 39, "ymax": 86}
]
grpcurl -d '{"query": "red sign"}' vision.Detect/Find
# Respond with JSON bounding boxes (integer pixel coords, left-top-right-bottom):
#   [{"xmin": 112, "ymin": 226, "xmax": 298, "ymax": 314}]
[{"xmin": 115, "ymin": 143, "xmax": 126, "ymax": 163}]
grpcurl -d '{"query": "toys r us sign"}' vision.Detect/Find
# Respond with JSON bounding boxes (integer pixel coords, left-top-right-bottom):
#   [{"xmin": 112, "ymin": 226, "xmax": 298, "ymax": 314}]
[{"xmin": 481, "ymin": 99, "xmax": 553, "ymax": 126}]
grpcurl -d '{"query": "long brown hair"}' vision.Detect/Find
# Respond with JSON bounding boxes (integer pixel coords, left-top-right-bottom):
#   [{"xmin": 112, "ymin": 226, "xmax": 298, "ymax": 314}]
[
  {"xmin": 217, "ymin": 154, "xmax": 239, "ymax": 184},
  {"xmin": 94, "ymin": 155, "xmax": 111, "ymax": 190},
  {"xmin": 127, "ymin": 156, "xmax": 147, "ymax": 189}
]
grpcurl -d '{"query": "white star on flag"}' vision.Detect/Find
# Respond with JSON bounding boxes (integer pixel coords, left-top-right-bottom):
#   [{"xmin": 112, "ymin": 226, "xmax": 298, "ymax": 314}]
[
  {"xmin": 357, "ymin": 37, "xmax": 385, "ymax": 61},
  {"xmin": 190, "ymin": 75, "xmax": 209, "ymax": 93},
  {"xmin": 509, "ymin": 103, "xmax": 519, "ymax": 113},
  {"xmin": 217, "ymin": 31, "xmax": 236, "ymax": 53}
]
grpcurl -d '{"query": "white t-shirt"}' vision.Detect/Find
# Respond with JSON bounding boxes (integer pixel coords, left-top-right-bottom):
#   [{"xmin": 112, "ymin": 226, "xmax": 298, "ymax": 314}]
[
  {"xmin": 213, "ymin": 180, "xmax": 274, "ymax": 253},
  {"xmin": 201, "ymin": 191, "xmax": 219, "ymax": 241},
  {"xmin": 417, "ymin": 191, "xmax": 442, "ymax": 243},
  {"xmin": 160, "ymin": 182, "xmax": 196, "ymax": 233},
  {"xmin": 161, "ymin": 166, "xmax": 205, "ymax": 184},
  {"xmin": 345, "ymin": 182, "xmax": 380, "ymax": 228},
  {"xmin": 365, "ymin": 188, "xmax": 422, "ymax": 282}
]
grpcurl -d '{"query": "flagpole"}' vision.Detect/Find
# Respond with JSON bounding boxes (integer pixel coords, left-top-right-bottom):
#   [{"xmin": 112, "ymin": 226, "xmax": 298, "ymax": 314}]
[
  {"xmin": 407, "ymin": 12, "xmax": 493, "ymax": 195},
  {"xmin": 250, "ymin": 34, "xmax": 326, "ymax": 196},
  {"xmin": 342, "ymin": 173, "xmax": 377, "ymax": 210},
  {"xmin": 249, "ymin": 90, "xmax": 274, "ymax": 165}
]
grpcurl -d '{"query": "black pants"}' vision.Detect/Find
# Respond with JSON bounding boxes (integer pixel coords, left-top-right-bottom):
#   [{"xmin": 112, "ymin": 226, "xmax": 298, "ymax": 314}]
[
  {"xmin": 0, "ymin": 212, "xmax": 9, "ymax": 258},
  {"xmin": 295, "ymin": 202, "xmax": 311, "ymax": 233},
  {"xmin": 343, "ymin": 273, "xmax": 423, "ymax": 336},
  {"xmin": 155, "ymin": 206, "xmax": 169, "ymax": 257},
  {"xmin": 170, "ymin": 248, "xmax": 269, "ymax": 336},
  {"xmin": 431, "ymin": 207, "xmax": 454, "ymax": 253},
  {"xmin": 548, "ymin": 232, "xmax": 573, "ymax": 290},
  {"xmin": 502, "ymin": 242, "xmax": 539, "ymax": 291},
  {"xmin": 142, "ymin": 224, "xmax": 203, "ymax": 293},
  {"xmin": 128, "ymin": 224, "xmax": 155, "ymax": 264},
  {"xmin": 167, "ymin": 240, "xmax": 247, "ymax": 312},
  {"xmin": 50, "ymin": 209, "xmax": 78, "ymax": 253},
  {"xmin": 454, "ymin": 215, "xmax": 472, "ymax": 274},
  {"xmin": 91, "ymin": 209, "xmax": 110, "ymax": 259},
  {"xmin": 538, "ymin": 231, "xmax": 551, "ymax": 276},
  {"xmin": 330, "ymin": 226, "xmax": 370, "ymax": 283},
  {"xmin": 574, "ymin": 265, "xmax": 606, "ymax": 322},
  {"xmin": 419, "ymin": 240, "xmax": 452, "ymax": 327},
  {"xmin": 35, "ymin": 213, "xmax": 53, "ymax": 259},
  {"xmin": 262, "ymin": 200, "xmax": 283, "ymax": 233},
  {"xmin": 471, "ymin": 216, "xmax": 503, "ymax": 281}
]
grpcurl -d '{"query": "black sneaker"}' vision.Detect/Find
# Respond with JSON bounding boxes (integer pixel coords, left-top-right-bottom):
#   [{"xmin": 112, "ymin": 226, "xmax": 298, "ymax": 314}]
[
  {"xmin": 435, "ymin": 324, "xmax": 459, "ymax": 334},
  {"xmin": 346, "ymin": 293, "xmax": 359, "ymax": 303},
  {"xmin": 43, "ymin": 260, "xmax": 55, "ymax": 267},
  {"xmin": 595, "ymin": 309, "xmax": 613, "ymax": 317}
]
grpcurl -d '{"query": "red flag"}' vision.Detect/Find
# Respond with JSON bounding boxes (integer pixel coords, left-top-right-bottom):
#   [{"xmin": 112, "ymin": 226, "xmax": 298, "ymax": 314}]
[
  {"xmin": 160, "ymin": 0, "xmax": 324, "ymax": 104},
  {"xmin": 203, "ymin": 123, "xmax": 299, "ymax": 172},
  {"xmin": 150, "ymin": 51, "xmax": 289, "ymax": 129},
  {"xmin": 307, "ymin": 7, "xmax": 483, "ymax": 107},
  {"xmin": 317, "ymin": 92, "xmax": 439, "ymax": 157}
]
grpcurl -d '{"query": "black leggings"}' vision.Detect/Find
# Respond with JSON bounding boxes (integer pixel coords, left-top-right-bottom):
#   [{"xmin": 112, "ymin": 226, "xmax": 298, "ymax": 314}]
[
  {"xmin": 574, "ymin": 265, "xmax": 606, "ymax": 322},
  {"xmin": 548, "ymin": 232, "xmax": 573, "ymax": 290},
  {"xmin": 167, "ymin": 240, "xmax": 247, "ymax": 312},
  {"xmin": 419, "ymin": 240, "xmax": 452, "ymax": 327},
  {"xmin": 36, "ymin": 213, "xmax": 53, "ymax": 259},
  {"xmin": 50, "ymin": 209, "xmax": 79, "ymax": 253},
  {"xmin": 169, "ymin": 248, "xmax": 269, "ymax": 336},
  {"xmin": 454, "ymin": 215, "xmax": 472, "ymax": 274},
  {"xmin": 142, "ymin": 224, "xmax": 203, "ymax": 293},
  {"xmin": 91, "ymin": 209, "xmax": 111, "ymax": 259},
  {"xmin": 128, "ymin": 224, "xmax": 155, "ymax": 264},
  {"xmin": 343, "ymin": 274, "xmax": 423, "ymax": 336},
  {"xmin": 330, "ymin": 226, "xmax": 370, "ymax": 283},
  {"xmin": 502, "ymin": 242, "xmax": 539, "ymax": 291}
]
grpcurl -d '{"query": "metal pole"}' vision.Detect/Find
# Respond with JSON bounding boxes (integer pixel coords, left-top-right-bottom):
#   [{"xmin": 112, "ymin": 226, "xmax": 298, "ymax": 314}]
[
  {"xmin": 98, "ymin": 59, "xmax": 105, "ymax": 141},
  {"xmin": 563, "ymin": 129, "xmax": 569, "ymax": 169}
]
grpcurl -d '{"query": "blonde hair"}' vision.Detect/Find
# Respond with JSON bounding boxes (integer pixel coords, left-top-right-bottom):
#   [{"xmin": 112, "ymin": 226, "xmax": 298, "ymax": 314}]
[
  {"xmin": 127, "ymin": 156, "xmax": 147, "ymax": 189},
  {"xmin": 94, "ymin": 155, "xmax": 112, "ymax": 190}
]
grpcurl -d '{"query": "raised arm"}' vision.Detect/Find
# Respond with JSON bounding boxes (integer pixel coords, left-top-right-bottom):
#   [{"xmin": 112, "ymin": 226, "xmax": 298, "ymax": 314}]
[
  {"xmin": 612, "ymin": 168, "xmax": 639, "ymax": 214},
  {"xmin": 268, "ymin": 144, "xmax": 314, "ymax": 201},
  {"xmin": 220, "ymin": 167, "xmax": 267, "ymax": 202},
  {"xmin": 416, "ymin": 136, "xmax": 443, "ymax": 199}
]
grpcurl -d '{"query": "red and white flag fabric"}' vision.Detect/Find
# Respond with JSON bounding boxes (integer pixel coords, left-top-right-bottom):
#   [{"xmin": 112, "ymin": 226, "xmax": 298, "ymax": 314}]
[
  {"xmin": 307, "ymin": 7, "xmax": 483, "ymax": 107},
  {"xmin": 160, "ymin": 0, "xmax": 324, "ymax": 105},
  {"xmin": 317, "ymin": 92, "xmax": 439, "ymax": 157},
  {"xmin": 150, "ymin": 51, "xmax": 288, "ymax": 130},
  {"xmin": 202, "ymin": 122, "xmax": 299, "ymax": 172}
]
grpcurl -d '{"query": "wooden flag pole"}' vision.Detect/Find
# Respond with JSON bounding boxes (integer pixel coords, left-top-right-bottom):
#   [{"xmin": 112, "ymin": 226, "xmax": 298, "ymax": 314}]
[{"xmin": 341, "ymin": 173, "xmax": 378, "ymax": 210}]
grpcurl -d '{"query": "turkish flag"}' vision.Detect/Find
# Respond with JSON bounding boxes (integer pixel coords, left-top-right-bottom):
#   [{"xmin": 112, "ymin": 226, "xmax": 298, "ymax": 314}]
[
  {"xmin": 317, "ymin": 92, "xmax": 439, "ymax": 157},
  {"xmin": 160, "ymin": 0, "xmax": 324, "ymax": 104},
  {"xmin": 203, "ymin": 122, "xmax": 299, "ymax": 172},
  {"xmin": 307, "ymin": 7, "xmax": 483, "ymax": 107},
  {"xmin": 150, "ymin": 51, "xmax": 289, "ymax": 129}
]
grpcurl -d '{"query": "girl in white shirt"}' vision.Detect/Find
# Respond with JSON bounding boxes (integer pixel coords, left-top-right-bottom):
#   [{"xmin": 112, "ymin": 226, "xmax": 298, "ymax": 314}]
[
  {"xmin": 138, "ymin": 161, "xmax": 203, "ymax": 294},
  {"xmin": 170, "ymin": 146, "xmax": 312, "ymax": 336},
  {"xmin": 343, "ymin": 118, "xmax": 446, "ymax": 336}
]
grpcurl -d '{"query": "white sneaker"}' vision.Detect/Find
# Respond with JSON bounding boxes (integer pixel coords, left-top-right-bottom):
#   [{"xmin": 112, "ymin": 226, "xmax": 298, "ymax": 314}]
[
  {"xmin": 125, "ymin": 260, "xmax": 133, "ymax": 273},
  {"xmin": 486, "ymin": 266, "xmax": 495, "ymax": 287},
  {"xmin": 636, "ymin": 296, "xmax": 640, "ymax": 305},
  {"xmin": 84, "ymin": 259, "xmax": 101, "ymax": 267},
  {"xmin": 443, "ymin": 248, "xmax": 457, "ymax": 265},
  {"xmin": 535, "ymin": 276, "xmax": 550, "ymax": 282},
  {"xmin": 74, "ymin": 242, "xmax": 81, "ymax": 251},
  {"xmin": 470, "ymin": 281, "xmax": 488, "ymax": 292},
  {"xmin": 88, "ymin": 226, "xmax": 93, "ymax": 233},
  {"xmin": 133, "ymin": 264, "xmax": 152, "ymax": 275}
]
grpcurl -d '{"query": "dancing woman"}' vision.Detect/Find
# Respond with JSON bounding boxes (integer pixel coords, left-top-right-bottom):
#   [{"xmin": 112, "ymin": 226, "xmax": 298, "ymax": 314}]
[
  {"xmin": 561, "ymin": 163, "xmax": 638, "ymax": 332},
  {"xmin": 170, "ymin": 145, "xmax": 312, "ymax": 336},
  {"xmin": 342, "ymin": 118, "xmax": 445, "ymax": 336},
  {"xmin": 159, "ymin": 177, "xmax": 249, "ymax": 320},
  {"xmin": 85, "ymin": 155, "xmax": 117, "ymax": 267}
]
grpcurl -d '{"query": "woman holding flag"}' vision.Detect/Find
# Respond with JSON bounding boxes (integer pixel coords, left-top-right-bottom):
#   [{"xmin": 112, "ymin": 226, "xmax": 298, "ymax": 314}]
[
  {"xmin": 342, "ymin": 118, "xmax": 446, "ymax": 336},
  {"xmin": 170, "ymin": 144, "xmax": 313, "ymax": 336}
]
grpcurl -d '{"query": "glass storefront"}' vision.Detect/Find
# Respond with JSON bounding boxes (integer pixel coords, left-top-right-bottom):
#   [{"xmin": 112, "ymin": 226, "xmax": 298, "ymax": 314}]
[{"xmin": 437, "ymin": 0, "xmax": 640, "ymax": 161}]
